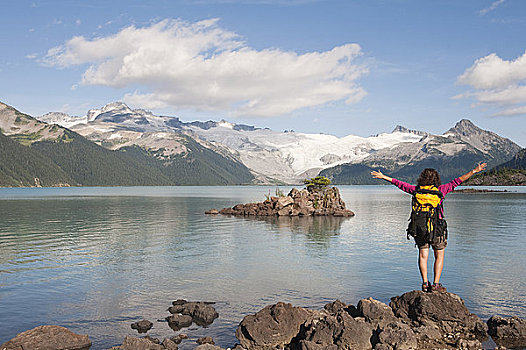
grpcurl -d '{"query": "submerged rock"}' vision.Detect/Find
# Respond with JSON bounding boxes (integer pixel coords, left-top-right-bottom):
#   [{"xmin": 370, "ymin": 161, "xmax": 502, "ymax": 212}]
[
  {"xmin": 212, "ymin": 187, "xmax": 355, "ymax": 217},
  {"xmin": 1, "ymin": 325, "xmax": 91, "ymax": 350}
]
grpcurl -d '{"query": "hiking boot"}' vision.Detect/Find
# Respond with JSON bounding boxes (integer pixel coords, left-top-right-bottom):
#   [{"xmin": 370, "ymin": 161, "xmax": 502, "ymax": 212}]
[
  {"xmin": 431, "ymin": 283, "xmax": 447, "ymax": 292},
  {"xmin": 422, "ymin": 281, "xmax": 431, "ymax": 292}
]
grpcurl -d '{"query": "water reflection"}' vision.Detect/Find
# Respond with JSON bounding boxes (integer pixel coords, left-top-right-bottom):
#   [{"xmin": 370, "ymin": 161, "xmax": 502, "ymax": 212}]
[{"xmin": 245, "ymin": 215, "xmax": 351, "ymax": 245}]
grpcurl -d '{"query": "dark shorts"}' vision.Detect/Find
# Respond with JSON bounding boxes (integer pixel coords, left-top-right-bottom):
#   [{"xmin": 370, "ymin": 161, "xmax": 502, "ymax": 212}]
[{"xmin": 415, "ymin": 235, "xmax": 447, "ymax": 250}]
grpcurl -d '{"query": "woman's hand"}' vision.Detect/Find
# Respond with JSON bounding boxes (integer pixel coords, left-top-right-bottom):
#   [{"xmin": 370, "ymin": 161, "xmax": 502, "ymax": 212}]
[
  {"xmin": 473, "ymin": 162, "xmax": 487, "ymax": 174},
  {"xmin": 459, "ymin": 162, "xmax": 488, "ymax": 182},
  {"xmin": 371, "ymin": 170, "xmax": 392, "ymax": 182},
  {"xmin": 371, "ymin": 170, "xmax": 384, "ymax": 179}
]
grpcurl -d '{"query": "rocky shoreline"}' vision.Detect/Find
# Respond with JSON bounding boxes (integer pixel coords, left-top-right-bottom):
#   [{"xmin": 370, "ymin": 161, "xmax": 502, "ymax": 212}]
[
  {"xmin": 206, "ymin": 187, "xmax": 355, "ymax": 217},
  {"xmin": 2, "ymin": 291, "xmax": 525, "ymax": 350}
]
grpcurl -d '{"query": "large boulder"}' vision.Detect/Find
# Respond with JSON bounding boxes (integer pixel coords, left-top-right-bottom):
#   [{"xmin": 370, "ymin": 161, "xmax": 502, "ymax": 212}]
[
  {"xmin": 487, "ymin": 315, "xmax": 526, "ymax": 349},
  {"xmin": 390, "ymin": 290, "xmax": 488, "ymax": 346},
  {"xmin": 235, "ymin": 302, "xmax": 313, "ymax": 349},
  {"xmin": 1, "ymin": 325, "xmax": 91, "ymax": 350}
]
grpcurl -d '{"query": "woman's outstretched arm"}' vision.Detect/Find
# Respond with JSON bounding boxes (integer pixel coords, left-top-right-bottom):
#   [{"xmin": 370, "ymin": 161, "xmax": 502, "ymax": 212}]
[
  {"xmin": 459, "ymin": 162, "xmax": 487, "ymax": 182},
  {"xmin": 371, "ymin": 170, "xmax": 393, "ymax": 183}
]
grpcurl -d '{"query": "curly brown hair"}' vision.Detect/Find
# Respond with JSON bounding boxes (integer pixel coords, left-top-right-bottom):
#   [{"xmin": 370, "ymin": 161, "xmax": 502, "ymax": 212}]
[{"xmin": 417, "ymin": 168, "xmax": 441, "ymax": 187}]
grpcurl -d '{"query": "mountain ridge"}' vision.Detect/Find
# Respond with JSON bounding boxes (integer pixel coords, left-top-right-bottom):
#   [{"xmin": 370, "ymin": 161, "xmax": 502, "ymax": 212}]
[
  {"xmin": 1, "ymin": 101, "xmax": 254, "ymax": 186},
  {"xmin": 34, "ymin": 101, "xmax": 522, "ymax": 185}
]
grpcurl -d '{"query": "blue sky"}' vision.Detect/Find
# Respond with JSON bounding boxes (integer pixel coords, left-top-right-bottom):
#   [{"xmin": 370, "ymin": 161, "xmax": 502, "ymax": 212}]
[{"xmin": 1, "ymin": 0, "xmax": 525, "ymax": 146}]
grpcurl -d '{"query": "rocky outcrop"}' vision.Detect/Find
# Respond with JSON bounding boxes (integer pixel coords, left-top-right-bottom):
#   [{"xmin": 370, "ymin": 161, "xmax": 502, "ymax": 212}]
[
  {"xmin": 390, "ymin": 290, "xmax": 488, "ymax": 341},
  {"xmin": 235, "ymin": 291, "xmax": 492, "ymax": 350},
  {"xmin": 487, "ymin": 315, "xmax": 526, "ymax": 349},
  {"xmin": 211, "ymin": 187, "xmax": 354, "ymax": 217},
  {"xmin": 1, "ymin": 325, "xmax": 91, "ymax": 350},
  {"xmin": 4, "ymin": 295, "xmax": 525, "ymax": 350}
]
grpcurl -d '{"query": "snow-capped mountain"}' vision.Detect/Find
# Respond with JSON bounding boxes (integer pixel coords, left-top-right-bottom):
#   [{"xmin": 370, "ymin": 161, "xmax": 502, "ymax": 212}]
[{"xmin": 38, "ymin": 102, "xmax": 521, "ymax": 184}]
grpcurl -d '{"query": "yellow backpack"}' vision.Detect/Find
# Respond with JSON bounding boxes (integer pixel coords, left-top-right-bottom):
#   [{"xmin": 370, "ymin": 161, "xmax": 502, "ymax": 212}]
[{"xmin": 407, "ymin": 185, "xmax": 447, "ymax": 243}]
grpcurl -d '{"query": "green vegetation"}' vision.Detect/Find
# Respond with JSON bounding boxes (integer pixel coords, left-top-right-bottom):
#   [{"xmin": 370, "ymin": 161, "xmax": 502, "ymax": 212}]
[
  {"xmin": 466, "ymin": 168, "xmax": 526, "ymax": 186},
  {"xmin": 465, "ymin": 148, "xmax": 526, "ymax": 186},
  {"xmin": 264, "ymin": 187, "xmax": 285, "ymax": 200},
  {"xmin": 304, "ymin": 176, "xmax": 331, "ymax": 191},
  {"xmin": 2, "ymin": 129, "xmax": 254, "ymax": 187},
  {"xmin": 31, "ymin": 129, "xmax": 174, "ymax": 186},
  {"xmin": 0, "ymin": 132, "xmax": 74, "ymax": 187},
  {"xmin": 14, "ymin": 111, "xmax": 31, "ymax": 125},
  {"xmin": 10, "ymin": 128, "xmax": 44, "ymax": 146}
]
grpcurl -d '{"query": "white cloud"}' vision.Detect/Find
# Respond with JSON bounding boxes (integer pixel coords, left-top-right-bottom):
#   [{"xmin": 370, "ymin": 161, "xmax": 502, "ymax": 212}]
[
  {"xmin": 42, "ymin": 18, "xmax": 367, "ymax": 117},
  {"xmin": 492, "ymin": 105, "xmax": 526, "ymax": 117},
  {"xmin": 456, "ymin": 51, "xmax": 526, "ymax": 117},
  {"xmin": 479, "ymin": 0, "xmax": 506, "ymax": 15},
  {"xmin": 457, "ymin": 52, "xmax": 526, "ymax": 89}
]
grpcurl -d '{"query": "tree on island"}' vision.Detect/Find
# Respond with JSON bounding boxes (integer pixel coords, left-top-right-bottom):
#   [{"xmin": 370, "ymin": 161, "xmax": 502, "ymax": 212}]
[{"xmin": 303, "ymin": 176, "xmax": 331, "ymax": 191}]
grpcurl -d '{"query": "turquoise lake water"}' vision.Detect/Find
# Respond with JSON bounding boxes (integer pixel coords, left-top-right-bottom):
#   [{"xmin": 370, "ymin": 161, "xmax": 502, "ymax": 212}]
[{"xmin": 0, "ymin": 185, "xmax": 525, "ymax": 349}]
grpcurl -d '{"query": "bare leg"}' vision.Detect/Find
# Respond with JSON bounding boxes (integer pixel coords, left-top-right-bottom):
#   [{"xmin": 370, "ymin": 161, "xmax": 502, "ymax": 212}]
[
  {"xmin": 433, "ymin": 248, "xmax": 445, "ymax": 284},
  {"xmin": 418, "ymin": 247, "xmax": 429, "ymax": 283}
]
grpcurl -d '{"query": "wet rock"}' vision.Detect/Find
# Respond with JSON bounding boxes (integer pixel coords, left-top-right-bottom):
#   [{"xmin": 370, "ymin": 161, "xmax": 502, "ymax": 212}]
[
  {"xmin": 168, "ymin": 300, "xmax": 219, "ymax": 326},
  {"xmin": 170, "ymin": 333, "xmax": 188, "ymax": 344},
  {"xmin": 193, "ymin": 303, "xmax": 220, "ymax": 325},
  {"xmin": 196, "ymin": 336, "xmax": 214, "ymax": 345},
  {"xmin": 111, "ymin": 336, "xmax": 164, "ymax": 350},
  {"xmin": 205, "ymin": 209, "xmax": 219, "ymax": 215},
  {"xmin": 0, "ymin": 325, "xmax": 91, "ymax": 350},
  {"xmin": 166, "ymin": 314, "xmax": 193, "ymax": 330},
  {"xmin": 235, "ymin": 302, "xmax": 313, "ymax": 349},
  {"xmin": 162, "ymin": 338, "xmax": 179, "ymax": 350},
  {"xmin": 131, "ymin": 319, "xmax": 153, "ymax": 333},
  {"xmin": 487, "ymin": 315, "xmax": 526, "ymax": 349}
]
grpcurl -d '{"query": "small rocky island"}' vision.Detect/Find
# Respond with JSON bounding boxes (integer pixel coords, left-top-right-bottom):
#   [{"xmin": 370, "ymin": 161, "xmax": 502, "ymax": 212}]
[{"xmin": 207, "ymin": 177, "xmax": 355, "ymax": 217}]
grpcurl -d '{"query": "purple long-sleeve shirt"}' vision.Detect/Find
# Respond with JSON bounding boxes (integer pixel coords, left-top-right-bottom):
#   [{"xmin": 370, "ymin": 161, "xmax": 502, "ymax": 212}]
[{"xmin": 391, "ymin": 177, "xmax": 463, "ymax": 218}]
